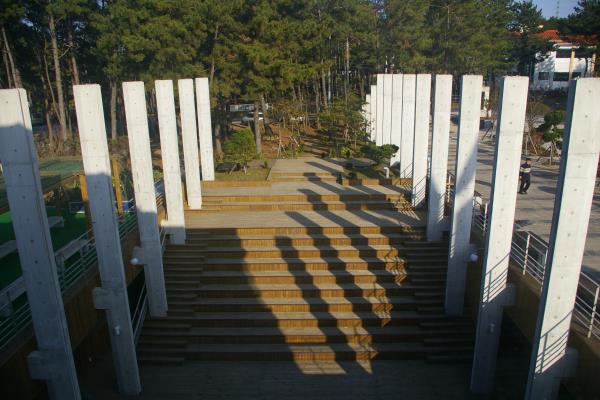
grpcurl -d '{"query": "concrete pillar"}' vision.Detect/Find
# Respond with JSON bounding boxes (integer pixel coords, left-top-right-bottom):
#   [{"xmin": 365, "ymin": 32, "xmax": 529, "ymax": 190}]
[
  {"xmin": 122, "ymin": 81, "xmax": 168, "ymax": 317},
  {"xmin": 426, "ymin": 75, "xmax": 453, "ymax": 241},
  {"xmin": 445, "ymin": 75, "xmax": 483, "ymax": 316},
  {"xmin": 382, "ymin": 74, "xmax": 393, "ymax": 145},
  {"xmin": 390, "ymin": 74, "xmax": 403, "ymax": 166},
  {"xmin": 178, "ymin": 79, "xmax": 202, "ymax": 209},
  {"xmin": 370, "ymin": 84, "xmax": 377, "ymax": 142},
  {"xmin": 156, "ymin": 80, "xmax": 186, "ymax": 244},
  {"xmin": 73, "ymin": 84, "xmax": 140, "ymax": 395},
  {"xmin": 470, "ymin": 76, "xmax": 529, "ymax": 393},
  {"xmin": 399, "ymin": 74, "xmax": 416, "ymax": 178},
  {"xmin": 195, "ymin": 77, "xmax": 215, "ymax": 181},
  {"xmin": 376, "ymin": 74, "xmax": 384, "ymax": 146},
  {"xmin": 411, "ymin": 74, "xmax": 432, "ymax": 206},
  {"xmin": 0, "ymin": 89, "xmax": 81, "ymax": 400},
  {"xmin": 525, "ymin": 78, "xmax": 600, "ymax": 400}
]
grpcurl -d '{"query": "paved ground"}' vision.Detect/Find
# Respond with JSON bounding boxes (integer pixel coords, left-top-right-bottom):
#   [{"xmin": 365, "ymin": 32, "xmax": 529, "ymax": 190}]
[
  {"xmin": 268, "ymin": 157, "xmax": 345, "ymax": 176},
  {"xmin": 447, "ymin": 124, "xmax": 600, "ymax": 281}
]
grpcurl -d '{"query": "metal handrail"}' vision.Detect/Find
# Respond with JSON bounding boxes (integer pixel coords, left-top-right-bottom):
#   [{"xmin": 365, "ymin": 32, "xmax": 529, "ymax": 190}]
[{"xmin": 446, "ymin": 171, "xmax": 600, "ymax": 340}]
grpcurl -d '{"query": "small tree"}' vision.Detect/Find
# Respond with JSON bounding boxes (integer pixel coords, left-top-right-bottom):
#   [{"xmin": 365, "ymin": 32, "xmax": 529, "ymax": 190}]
[
  {"xmin": 542, "ymin": 110, "xmax": 564, "ymax": 142},
  {"xmin": 360, "ymin": 143, "xmax": 399, "ymax": 165},
  {"xmin": 223, "ymin": 129, "xmax": 257, "ymax": 174}
]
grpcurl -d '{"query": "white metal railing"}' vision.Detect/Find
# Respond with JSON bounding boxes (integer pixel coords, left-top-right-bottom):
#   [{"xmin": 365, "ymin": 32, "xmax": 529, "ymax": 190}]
[
  {"xmin": 0, "ymin": 179, "xmax": 165, "ymax": 352},
  {"xmin": 446, "ymin": 172, "xmax": 600, "ymax": 340}
]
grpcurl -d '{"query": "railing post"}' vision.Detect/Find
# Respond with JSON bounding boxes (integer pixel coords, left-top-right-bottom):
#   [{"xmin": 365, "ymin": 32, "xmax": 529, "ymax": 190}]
[
  {"xmin": 589, "ymin": 286, "xmax": 599, "ymax": 338},
  {"xmin": 523, "ymin": 232, "xmax": 531, "ymax": 275}
]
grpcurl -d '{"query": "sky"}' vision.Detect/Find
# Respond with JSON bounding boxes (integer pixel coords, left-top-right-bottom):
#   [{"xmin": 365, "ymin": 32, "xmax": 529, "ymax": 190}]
[{"xmin": 534, "ymin": 0, "xmax": 579, "ymax": 18}]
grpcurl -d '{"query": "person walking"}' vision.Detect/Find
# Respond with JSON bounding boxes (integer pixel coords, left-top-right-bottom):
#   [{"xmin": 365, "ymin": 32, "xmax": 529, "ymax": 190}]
[{"xmin": 519, "ymin": 157, "xmax": 532, "ymax": 194}]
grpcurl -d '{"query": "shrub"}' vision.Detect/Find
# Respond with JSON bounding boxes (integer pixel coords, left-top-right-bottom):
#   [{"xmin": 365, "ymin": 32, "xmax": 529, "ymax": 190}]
[
  {"xmin": 360, "ymin": 143, "xmax": 398, "ymax": 165},
  {"xmin": 223, "ymin": 129, "xmax": 257, "ymax": 173},
  {"xmin": 542, "ymin": 110, "xmax": 565, "ymax": 142}
]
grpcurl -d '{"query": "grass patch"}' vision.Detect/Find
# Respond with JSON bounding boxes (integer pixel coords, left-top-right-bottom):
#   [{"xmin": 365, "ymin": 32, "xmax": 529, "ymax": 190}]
[
  {"xmin": 215, "ymin": 167, "xmax": 270, "ymax": 181},
  {"xmin": 0, "ymin": 209, "xmax": 88, "ymax": 289}
]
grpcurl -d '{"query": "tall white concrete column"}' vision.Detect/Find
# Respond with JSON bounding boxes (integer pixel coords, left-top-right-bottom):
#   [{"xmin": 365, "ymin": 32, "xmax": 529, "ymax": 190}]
[
  {"xmin": 445, "ymin": 75, "xmax": 483, "ymax": 316},
  {"xmin": 411, "ymin": 74, "xmax": 432, "ymax": 206},
  {"xmin": 370, "ymin": 84, "xmax": 377, "ymax": 142},
  {"xmin": 470, "ymin": 77, "xmax": 529, "ymax": 393},
  {"xmin": 525, "ymin": 78, "xmax": 600, "ymax": 400},
  {"xmin": 399, "ymin": 74, "xmax": 416, "ymax": 178},
  {"xmin": 195, "ymin": 77, "xmax": 215, "ymax": 181},
  {"xmin": 178, "ymin": 79, "xmax": 203, "ymax": 209},
  {"xmin": 0, "ymin": 89, "xmax": 81, "ymax": 400},
  {"xmin": 390, "ymin": 74, "xmax": 403, "ymax": 165},
  {"xmin": 156, "ymin": 80, "xmax": 186, "ymax": 244},
  {"xmin": 73, "ymin": 84, "xmax": 140, "ymax": 395},
  {"xmin": 426, "ymin": 75, "xmax": 453, "ymax": 241},
  {"xmin": 122, "ymin": 81, "xmax": 168, "ymax": 317},
  {"xmin": 382, "ymin": 74, "xmax": 393, "ymax": 145},
  {"xmin": 376, "ymin": 74, "xmax": 384, "ymax": 146}
]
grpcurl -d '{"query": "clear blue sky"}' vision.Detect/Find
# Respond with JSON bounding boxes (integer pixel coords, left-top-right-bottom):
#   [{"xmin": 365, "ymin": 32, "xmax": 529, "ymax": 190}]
[{"xmin": 534, "ymin": 0, "xmax": 579, "ymax": 18}]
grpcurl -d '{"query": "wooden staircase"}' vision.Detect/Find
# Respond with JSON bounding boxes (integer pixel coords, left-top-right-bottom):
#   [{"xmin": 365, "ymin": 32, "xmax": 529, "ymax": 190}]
[{"xmin": 138, "ymin": 169, "xmax": 473, "ymax": 365}]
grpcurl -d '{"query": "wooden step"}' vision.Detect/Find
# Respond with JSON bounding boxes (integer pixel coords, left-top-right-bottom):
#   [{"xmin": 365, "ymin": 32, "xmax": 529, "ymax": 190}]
[
  {"xmin": 143, "ymin": 310, "xmax": 469, "ymax": 329},
  {"xmin": 137, "ymin": 342, "xmax": 473, "ymax": 362},
  {"xmin": 203, "ymin": 193, "xmax": 406, "ymax": 203},
  {"xmin": 166, "ymin": 282, "xmax": 444, "ymax": 299},
  {"xmin": 165, "ymin": 256, "xmax": 408, "ymax": 271},
  {"xmin": 166, "ymin": 245, "xmax": 410, "ymax": 260},
  {"xmin": 165, "ymin": 296, "xmax": 439, "ymax": 313},
  {"xmin": 184, "ymin": 225, "xmax": 425, "ymax": 236},
  {"xmin": 192, "ymin": 200, "xmax": 411, "ymax": 213},
  {"xmin": 179, "ymin": 233, "xmax": 425, "ymax": 247},
  {"xmin": 164, "ymin": 269, "xmax": 407, "ymax": 285},
  {"xmin": 140, "ymin": 326, "xmax": 472, "ymax": 345}
]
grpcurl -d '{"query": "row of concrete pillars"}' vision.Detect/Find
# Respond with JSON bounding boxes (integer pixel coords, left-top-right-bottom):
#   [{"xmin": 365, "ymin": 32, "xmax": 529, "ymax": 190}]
[
  {"xmin": 363, "ymin": 75, "xmax": 600, "ymax": 399},
  {"xmin": 0, "ymin": 77, "xmax": 215, "ymax": 398}
]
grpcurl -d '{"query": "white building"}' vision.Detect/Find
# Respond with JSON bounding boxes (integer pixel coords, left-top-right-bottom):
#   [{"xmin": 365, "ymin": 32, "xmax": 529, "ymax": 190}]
[{"xmin": 531, "ymin": 30, "xmax": 595, "ymax": 90}]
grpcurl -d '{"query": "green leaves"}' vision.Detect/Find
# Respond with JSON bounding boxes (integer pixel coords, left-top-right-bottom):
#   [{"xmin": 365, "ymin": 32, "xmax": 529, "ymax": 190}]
[{"xmin": 223, "ymin": 129, "xmax": 258, "ymax": 172}]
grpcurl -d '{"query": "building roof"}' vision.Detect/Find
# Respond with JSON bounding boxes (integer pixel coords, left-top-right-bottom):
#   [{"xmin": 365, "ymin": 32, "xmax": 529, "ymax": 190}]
[{"xmin": 534, "ymin": 29, "xmax": 596, "ymax": 46}]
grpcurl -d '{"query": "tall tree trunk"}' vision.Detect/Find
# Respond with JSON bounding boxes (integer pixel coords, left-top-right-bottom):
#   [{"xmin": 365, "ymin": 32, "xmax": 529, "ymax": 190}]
[
  {"xmin": 49, "ymin": 13, "xmax": 68, "ymax": 140},
  {"xmin": 37, "ymin": 49, "xmax": 54, "ymax": 140},
  {"xmin": 344, "ymin": 37, "xmax": 350, "ymax": 101},
  {"xmin": 209, "ymin": 23, "xmax": 220, "ymax": 86},
  {"xmin": 2, "ymin": 40, "xmax": 13, "ymax": 88},
  {"xmin": 1, "ymin": 26, "xmax": 22, "ymax": 88},
  {"xmin": 327, "ymin": 67, "xmax": 332, "ymax": 102},
  {"xmin": 313, "ymin": 77, "xmax": 320, "ymax": 114},
  {"xmin": 214, "ymin": 123, "xmax": 223, "ymax": 158},
  {"xmin": 321, "ymin": 70, "xmax": 328, "ymax": 109},
  {"xmin": 43, "ymin": 41, "xmax": 60, "ymax": 123},
  {"xmin": 253, "ymin": 100, "xmax": 261, "ymax": 155},
  {"xmin": 110, "ymin": 81, "xmax": 118, "ymax": 140},
  {"xmin": 67, "ymin": 26, "xmax": 80, "ymax": 85},
  {"xmin": 259, "ymin": 93, "xmax": 270, "ymax": 136}
]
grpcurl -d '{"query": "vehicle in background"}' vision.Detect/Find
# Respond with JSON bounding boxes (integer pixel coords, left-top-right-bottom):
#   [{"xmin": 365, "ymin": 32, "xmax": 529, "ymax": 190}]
[{"xmin": 241, "ymin": 112, "xmax": 264, "ymax": 123}]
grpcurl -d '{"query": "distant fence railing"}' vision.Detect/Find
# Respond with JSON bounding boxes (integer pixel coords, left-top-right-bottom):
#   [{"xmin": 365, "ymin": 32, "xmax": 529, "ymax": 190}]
[
  {"xmin": 446, "ymin": 172, "xmax": 600, "ymax": 340},
  {"xmin": 0, "ymin": 179, "xmax": 165, "ymax": 353}
]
